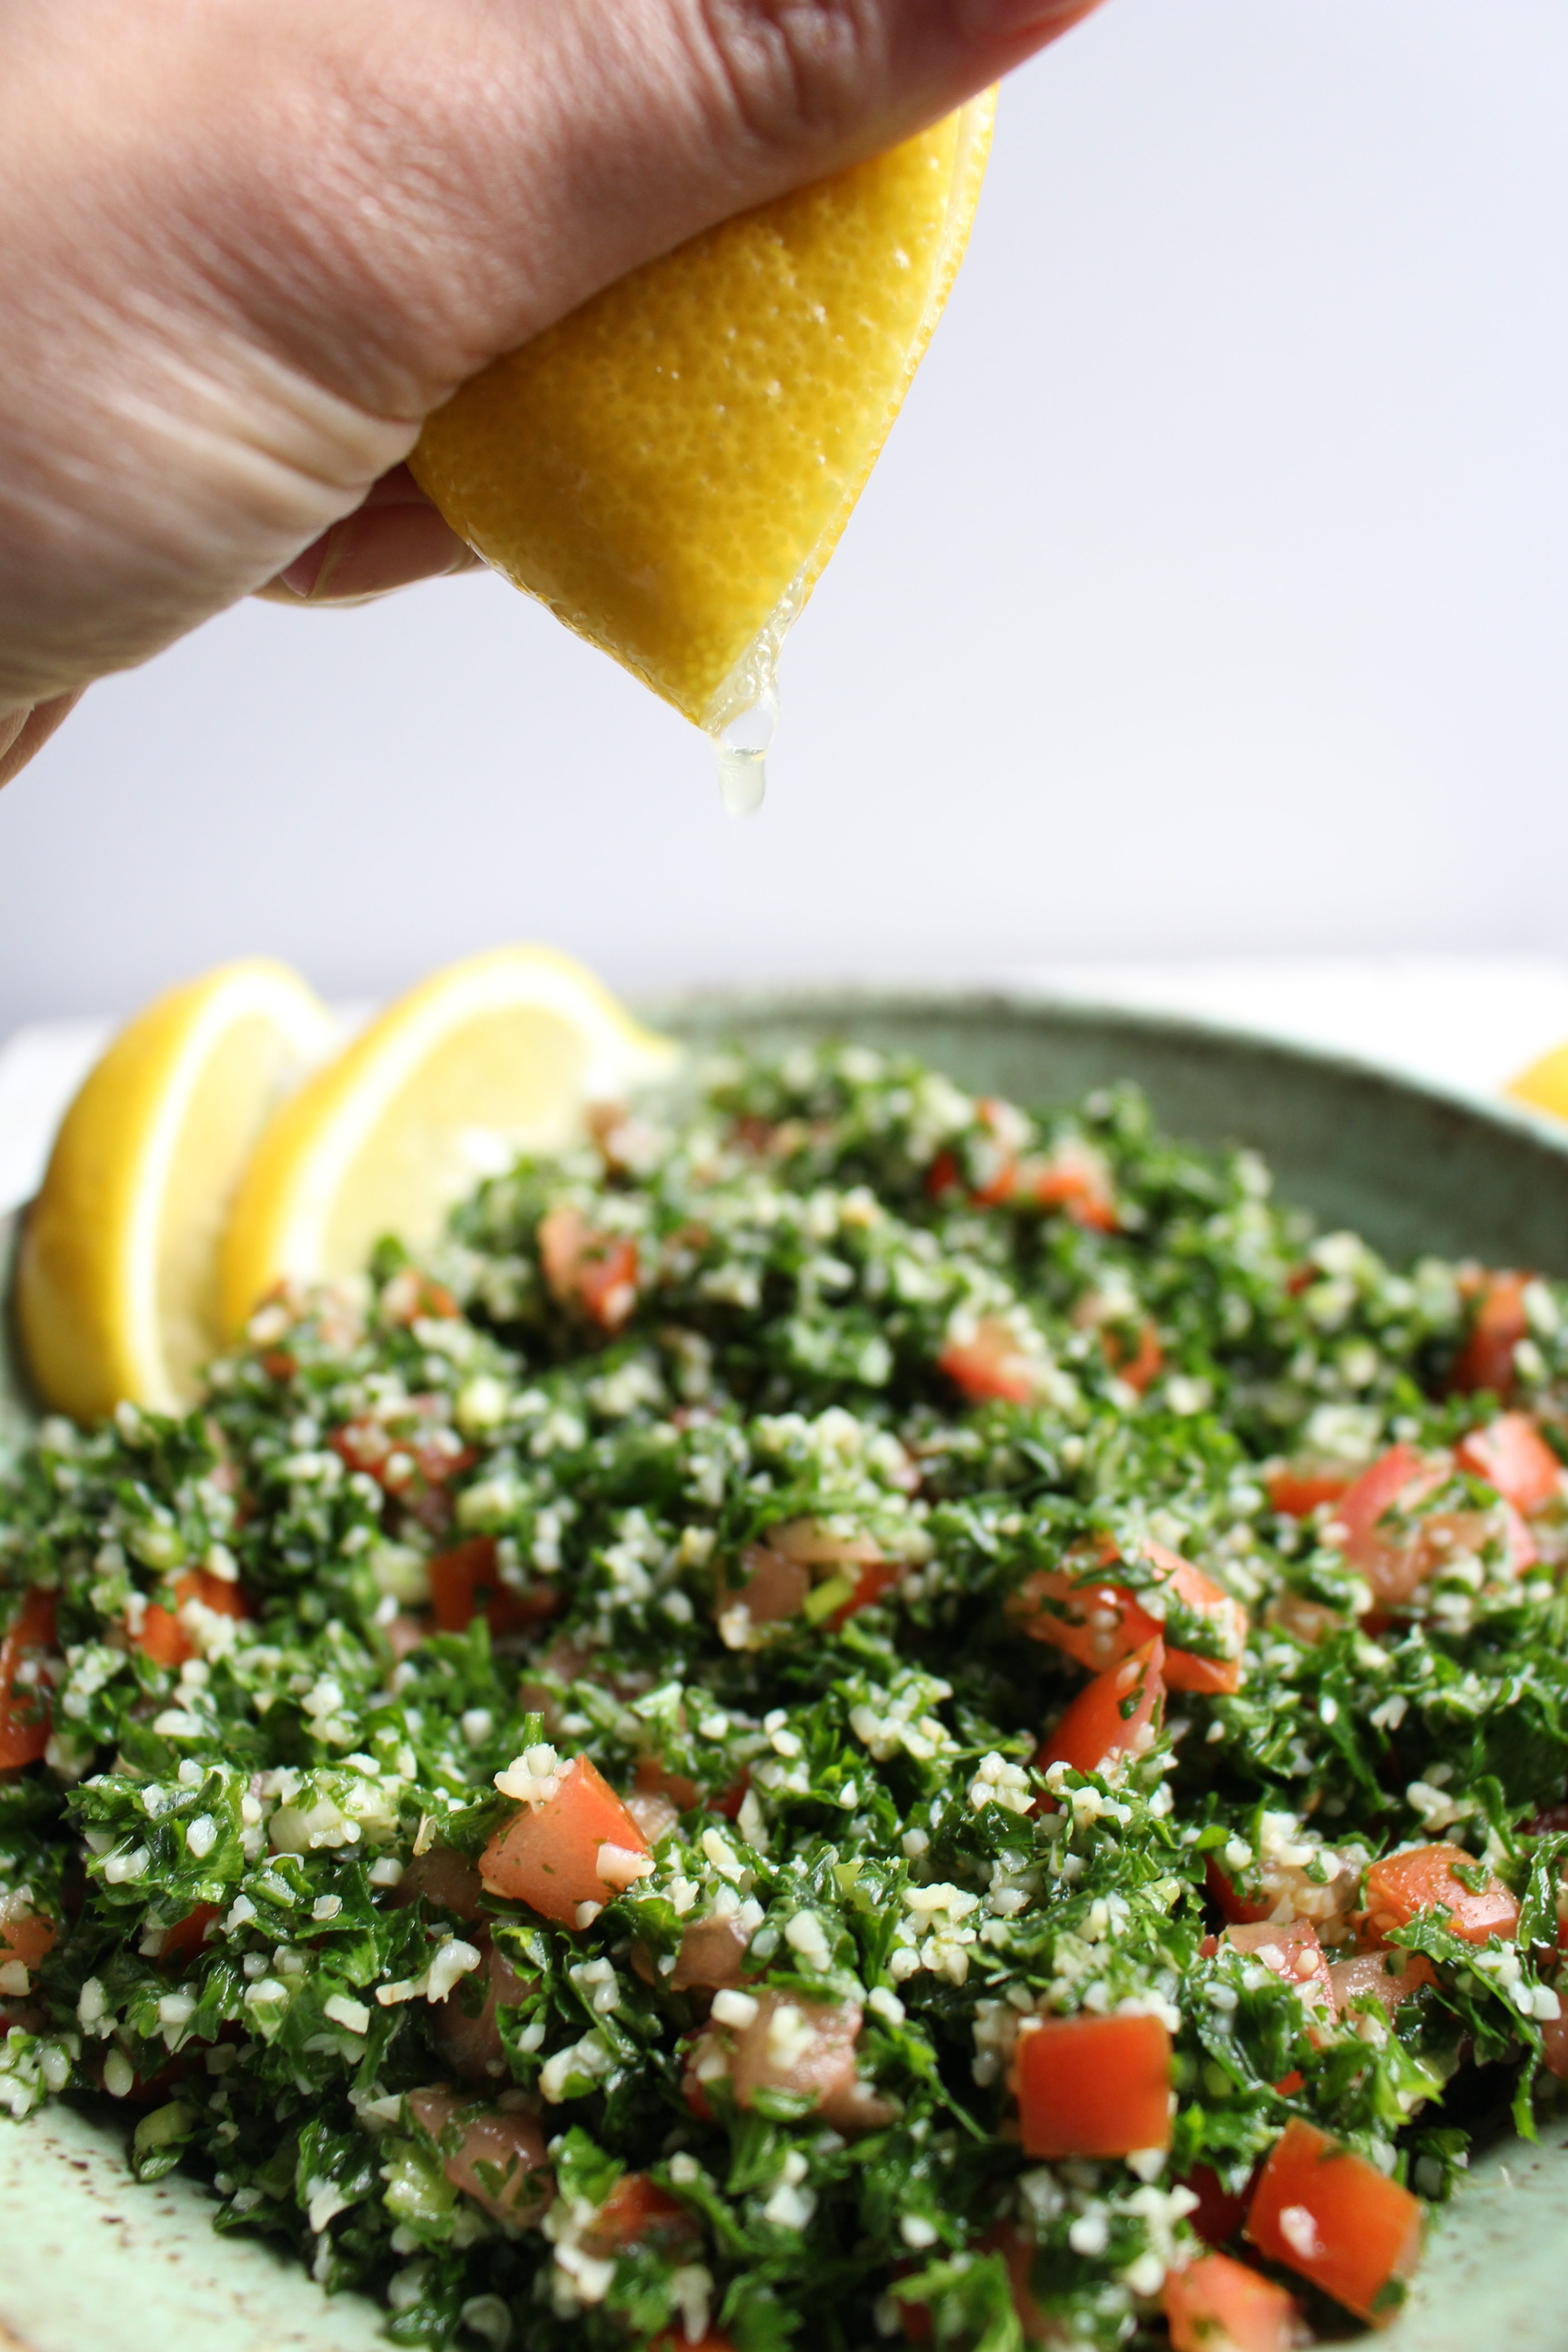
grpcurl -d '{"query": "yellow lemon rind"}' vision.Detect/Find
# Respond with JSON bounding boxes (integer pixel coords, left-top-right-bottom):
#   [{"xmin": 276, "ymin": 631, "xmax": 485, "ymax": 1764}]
[
  {"xmin": 16, "ymin": 960, "xmax": 335, "ymax": 1421},
  {"xmin": 219, "ymin": 944, "xmax": 677, "ymax": 1335}
]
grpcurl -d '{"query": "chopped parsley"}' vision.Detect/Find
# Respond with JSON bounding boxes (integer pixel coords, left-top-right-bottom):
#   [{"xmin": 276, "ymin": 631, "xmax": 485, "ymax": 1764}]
[{"xmin": 3, "ymin": 1045, "xmax": 1568, "ymax": 2351}]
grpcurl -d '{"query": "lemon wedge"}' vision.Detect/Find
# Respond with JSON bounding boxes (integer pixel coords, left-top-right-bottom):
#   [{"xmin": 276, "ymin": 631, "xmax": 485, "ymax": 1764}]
[
  {"xmin": 220, "ymin": 945, "xmax": 677, "ymax": 1331},
  {"xmin": 16, "ymin": 960, "xmax": 336, "ymax": 1418},
  {"xmin": 411, "ymin": 96, "xmax": 995, "ymax": 736},
  {"xmin": 1506, "ymin": 1044, "xmax": 1568, "ymax": 1123}
]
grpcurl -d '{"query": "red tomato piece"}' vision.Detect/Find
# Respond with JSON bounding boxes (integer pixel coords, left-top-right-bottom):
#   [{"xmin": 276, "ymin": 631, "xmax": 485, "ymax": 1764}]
[
  {"xmin": 480, "ymin": 1754, "xmax": 652, "ymax": 1928},
  {"xmin": 1539, "ymin": 2008, "xmax": 1568, "ymax": 2080},
  {"xmin": 1328, "ymin": 1949, "xmax": 1436, "ymax": 2023},
  {"xmin": 1012, "ymin": 1542, "xmax": 1241, "ymax": 1693},
  {"xmin": 683, "ymin": 1986, "xmax": 887, "ymax": 2133},
  {"xmin": 1038, "ymin": 1638, "xmax": 1165, "ymax": 1780},
  {"xmin": 1223, "ymin": 1920, "xmax": 1335, "ymax": 2023},
  {"xmin": 925, "ymin": 1150, "xmax": 963, "ymax": 1202},
  {"xmin": 427, "ymin": 1535, "xmax": 558, "ymax": 1639},
  {"xmin": 1455, "ymin": 1414, "xmax": 1563, "ymax": 1514},
  {"xmin": 827, "ymin": 1557, "xmax": 904, "ymax": 1629},
  {"xmin": 1333, "ymin": 1446, "xmax": 1447, "ymax": 1603},
  {"xmin": 406, "ymin": 2087, "xmax": 550, "ymax": 2225},
  {"xmin": 1246, "ymin": 2119, "xmax": 1421, "ymax": 2325},
  {"xmin": 1266, "ymin": 1459, "xmax": 1354, "ymax": 1518},
  {"xmin": 538, "ymin": 1204, "xmax": 639, "ymax": 1331},
  {"xmin": 1360, "ymin": 1842, "xmax": 1519, "ymax": 1947},
  {"xmin": 1451, "ymin": 1271, "xmax": 1531, "ymax": 1398},
  {"xmin": 0, "ymin": 1588, "xmax": 57, "ymax": 1771},
  {"xmin": 1103, "ymin": 1319, "xmax": 1163, "ymax": 1393},
  {"xmin": 135, "ymin": 1570, "xmax": 250, "ymax": 1670},
  {"xmin": 970, "ymin": 1099, "xmax": 1023, "ymax": 1205},
  {"xmin": 1164, "ymin": 2252, "xmax": 1301, "ymax": 2352},
  {"xmin": 938, "ymin": 1318, "xmax": 1040, "ymax": 1406},
  {"xmin": 0, "ymin": 1892, "xmax": 57, "ymax": 1972},
  {"xmin": 1014, "ymin": 2010, "xmax": 1172, "ymax": 2159},
  {"xmin": 160, "ymin": 1902, "xmax": 220, "ymax": 1968},
  {"xmin": 1030, "ymin": 1140, "xmax": 1118, "ymax": 1232},
  {"xmin": 718, "ymin": 1542, "xmax": 811, "ymax": 1642},
  {"xmin": 1206, "ymin": 1856, "xmax": 1277, "ymax": 1927},
  {"xmin": 379, "ymin": 1268, "xmax": 461, "ymax": 1325},
  {"xmin": 581, "ymin": 2171, "xmax": 696, "ymax": 2255}
]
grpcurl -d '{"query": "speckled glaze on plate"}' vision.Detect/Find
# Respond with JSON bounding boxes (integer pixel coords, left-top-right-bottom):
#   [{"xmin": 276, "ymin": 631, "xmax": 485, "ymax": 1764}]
[{"xmin": 6, "ymin": 990, "xmax": 1568, "ymax": 2352}]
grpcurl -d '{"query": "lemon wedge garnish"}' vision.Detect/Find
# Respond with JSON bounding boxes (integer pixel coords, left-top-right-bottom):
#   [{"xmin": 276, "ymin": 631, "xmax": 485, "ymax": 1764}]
[
  {"xmin": 220, "ymin": 945, "xmax": 677, "ymax": 1331},
  {"xmin": 411, "ymin": 96, "xmax": 995, "ymax": 736},
  {"xmin": 1506, "ymin": 1042, "xmax": 1568, "ymax": 1124},
  {"xmin": 16, "ymin": 960, "xmax": 336, "ymax": 1418}
]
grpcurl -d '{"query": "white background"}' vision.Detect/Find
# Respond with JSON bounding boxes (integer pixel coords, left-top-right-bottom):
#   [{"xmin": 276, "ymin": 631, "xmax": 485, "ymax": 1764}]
[{"xmin": 1, "ymin": 0, "xmax": 1565, "ymax": 1032}]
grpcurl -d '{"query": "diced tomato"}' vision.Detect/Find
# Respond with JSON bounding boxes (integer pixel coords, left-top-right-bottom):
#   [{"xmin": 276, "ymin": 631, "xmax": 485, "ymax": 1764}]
[
  {"xmin": 1180, "ymin": 2164, "xmax": 1255, "ymax": 2248},
  {"xmin": 427, "ymin": 1534, "xmax": 558, "ymax": 1639},
  {"xmin": 407, "ymin": 2087, "xmax": 550, "ymax": 2225},
  {"xmin": 1164, "ymin": 2252, "xmax": 1301, "ymax": 2352},
  {"xmin": 970, "ymin": 1099, "xmax": 1024, "ymax": 1205},
  {"xmin": 925, "ymin": 1150, "xmax": 963, "ymax": 1202},
  {"xmin": 938, "ymin": 1318, "xmax": 1041, "ymax": 1406},
  {"xmin": 581, "ymin": 2171, "xmax": 696, "ymax": 2255},
  {"xmin": 428, "ymin": 1932, "xmax": 534, "ymax": 2082},
  {"xmin": 827, "ymin": 1558, "xmax": 904, "ymax": 1629},
  {"xmin": 0, "ymin": 1891, "xmax": 57, "ymax": 1971},
  {"xmin": 1014, "ymin": 2011, "xmax": 1172, "ymax": 2159},
  {"xmin": 332, "ymin": 1416, "xmax": 475, "ymax": 1496},
  {"xmin": 1103, "ymin": 1319, "xmax": 1163, "ymax": 1393},
  {"xmin": 480, "ymin": 1754, "xmax": 652, "ymax": 1928},
  {"xmin": 759, "ymin": 1517, "xmax": 903, "ymax": 1629},
  {"xmin": 160, "ymin": 1902, "xmax": 220, "ymax": 1968},
  {"xmin": 1539, "ymin": 2008, "xmax": 1568, "ymax": 2080},
  {"xmin": 397, "ymin": 1844, "xmax": 485, "ymax": 1922},
  {"xmin": 1455, "ymin": 1414, "xmax": 1563, "ymax": 1514},
  {"xmin": 1012, "ymin": 1543, "xmax": 1241, "ymax": 1694},
  {"xmin": 379, "ymin": 1268, "xmax": 461, "ymax": 1325},
  {"xmin": 1328, "ymin": 1949, "xmax": 1436, "ymax": 2023},
  {"xmin": 1223, "ymin": 1920, "xmax": 1335, "ymax": 2023},
  {"xmin": 1031, "ymin": 1139, "xmax": 1118, "ymax": 1232},
  {"xmin": 1451, "ymin": 1271, "xmax": 1531, "ymax": 1399},
  {"xmin": 683, "ymin": 1986, "xmax": 888, "ymax": 2133},
  {"xmin": 1266, "ymin": 1459, "xmax": 1354, "ymax": 1518},
  {"xmin": 1246, "ymin": 2119, "xmax": 1421, "ymax": 2325},
  {"xmin": 135, "ymin": 1570, "xmax": 250, "ymax": 1671},
  {"xmin": 1360, "ymin": 1842, "xmax": 1519, "ymax": 1947},
  {"xmin": 1206, "ymin": 1856, "xmax": 1278, "ymax": 1927},
  {"xmin": 1038, "ymin": 1638, "xmax": 1164, "ymax": 1780},
  {"xmin": 0, "ymin": 1588, "xmax": 57, "ymax": 1769},
  {"xmin": 1333, "ymin": 1446, "xmax": 1446, "ymax": 1602},
  {"xmin": 538, "ymin": 1203, "xmax": 639, "ymax": 1331},
  {"xmin": 717, "ymin": 1541, "xmax": 811, "ymax": 1642}
]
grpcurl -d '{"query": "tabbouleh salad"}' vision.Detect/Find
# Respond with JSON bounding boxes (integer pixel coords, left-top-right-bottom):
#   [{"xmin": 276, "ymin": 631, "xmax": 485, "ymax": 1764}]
[{"xmin": 5, "ymin": 1043, "xmax": 1568, "ymax": 2352}]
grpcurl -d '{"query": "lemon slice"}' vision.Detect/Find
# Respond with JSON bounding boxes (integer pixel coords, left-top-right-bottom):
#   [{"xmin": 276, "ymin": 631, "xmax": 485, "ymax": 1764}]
[
  {"xmin": 1506, "ymin": 1044, "xmax": 1568, "ymax": 1123},
  {"xmin": 411, "ymin": 95, "xmax": 995, "ymax": 736},
  {"xmin": 16, "ymin": 960, "xmax": 336, "ymax": 1418},
  {"xmin": 220, "ymin": 945, "xmax": 678, "ymax": 1330}
]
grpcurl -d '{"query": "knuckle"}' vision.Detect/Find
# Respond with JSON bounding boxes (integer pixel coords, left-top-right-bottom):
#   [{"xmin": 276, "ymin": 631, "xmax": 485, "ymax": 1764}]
[{"xmin": 690, "ymin": 0, "xmax": 893, "ymax": 154}]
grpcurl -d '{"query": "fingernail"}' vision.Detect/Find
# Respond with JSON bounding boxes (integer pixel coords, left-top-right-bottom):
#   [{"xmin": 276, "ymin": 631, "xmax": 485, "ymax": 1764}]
[{"xmin": 278, "ymin": 535, "xmax": 331, "ymax": 599}]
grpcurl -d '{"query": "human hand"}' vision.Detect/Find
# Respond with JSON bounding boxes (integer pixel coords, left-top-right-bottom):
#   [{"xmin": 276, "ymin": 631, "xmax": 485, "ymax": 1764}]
[{"xmin": 0, "ymin": 0, "xmax": 1105, "ymax": 783}]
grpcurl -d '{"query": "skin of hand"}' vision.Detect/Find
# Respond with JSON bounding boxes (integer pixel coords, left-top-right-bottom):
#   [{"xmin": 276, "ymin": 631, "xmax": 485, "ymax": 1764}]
[{"xmin": 0, "ymin": 0, "xmax": 1105, "ymax": 784}]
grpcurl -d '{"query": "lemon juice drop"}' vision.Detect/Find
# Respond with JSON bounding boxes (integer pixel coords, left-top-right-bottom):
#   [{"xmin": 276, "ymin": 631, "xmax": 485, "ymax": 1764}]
[{"xmin": 715, "ymin": 691, "xmax": 777, "ymax": 820}]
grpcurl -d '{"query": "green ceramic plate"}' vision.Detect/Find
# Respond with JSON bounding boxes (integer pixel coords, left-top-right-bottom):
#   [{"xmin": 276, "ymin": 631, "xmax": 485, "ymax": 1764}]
[{"xmin": 5, "ymin": 990, "xmax": 1568, "ymax": 2352}]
